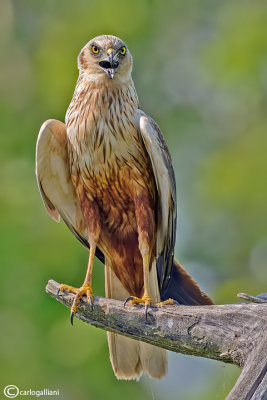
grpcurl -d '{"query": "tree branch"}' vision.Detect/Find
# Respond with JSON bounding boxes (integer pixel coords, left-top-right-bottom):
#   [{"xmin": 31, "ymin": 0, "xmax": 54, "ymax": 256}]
[{"xmin": 46, "ymin": 279, "xmax": 267, "ymax": 399}]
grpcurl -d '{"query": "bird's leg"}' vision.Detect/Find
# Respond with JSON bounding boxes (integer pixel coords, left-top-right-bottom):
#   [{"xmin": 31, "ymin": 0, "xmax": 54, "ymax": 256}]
[
  {"xmin": 124, "ymin": 251, "xmax": 154, "ymax": 319},
  {"xmin": 58, "ymin": 244, "xmax": 96, "ymax": 324},
  {"xmin": 76, "ymin": 245, "xmax": 96, "ymax": 316},
  {"xmin": 58, "ymin": 194, "xmax": 101, "ymax": 324},
  {"xmin": 124, "ymin": 192, "xmax": 155, "ymax": 317},
  {"xmin": 124, "ymin": 191, "xmax": 176, "ymax": 317},
  {"xmin": 124, "ymin": 247, "xmax": 177, "ymax": 316}
]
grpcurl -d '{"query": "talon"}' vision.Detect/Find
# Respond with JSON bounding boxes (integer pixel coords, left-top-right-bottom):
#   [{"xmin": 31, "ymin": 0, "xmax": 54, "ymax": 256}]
[
  {"xmin": 70, "ymin": 303, "xmax": 77, "ymax": 325},
  {"xmin": 87, "ymin": 293, "xmax": 94, "ymax": 309},
  {"xmin": 124, "ymin": 294, "xmax": 153, "ymax": 320},
  {"xmin": 173, "ymin": 300, "xmax": 179, "ymax": 305},
  {"xmin": 57, "ymin": 284, "xmax": 65, "ymax": 296},
  {"xmin": 124, "ymin": 296, "xmax": 134, "ymax": 306},
  {"xmin": 58, "ymin": 283, "xmax": 94, "ymax": 324},
  {"xmin": 145, "ymin": 303, "xmax": 149, "ymax": 320},
  {"xmin": 70, "ymin": 311, "xmax": 74, "ymax": 325}
]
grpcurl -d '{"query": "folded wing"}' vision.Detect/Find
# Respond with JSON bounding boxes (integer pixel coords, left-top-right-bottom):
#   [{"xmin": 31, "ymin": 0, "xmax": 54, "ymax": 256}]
[
  {"xmin": 36, "ymin": 119, "xmax": 100, "ymax": 253},
  {"xmin": 135, "ymin": 110, "xmax": 177, "ymax": 296}
]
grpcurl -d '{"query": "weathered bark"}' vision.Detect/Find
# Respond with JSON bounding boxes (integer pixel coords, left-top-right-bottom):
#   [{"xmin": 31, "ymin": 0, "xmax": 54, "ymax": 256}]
[{"xmin": 46, "ymin": 279, "xmax": 267, "ymax": 399}]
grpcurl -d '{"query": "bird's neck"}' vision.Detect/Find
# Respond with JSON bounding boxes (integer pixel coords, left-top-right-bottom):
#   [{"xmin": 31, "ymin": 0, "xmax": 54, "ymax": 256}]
[
  {"xmin": 66, "ymin": 76, "xmax": 139, "ymax": 129},
  {"xmin": 65, "ymin": 76, "xmax": 141, "ymax": 171}
]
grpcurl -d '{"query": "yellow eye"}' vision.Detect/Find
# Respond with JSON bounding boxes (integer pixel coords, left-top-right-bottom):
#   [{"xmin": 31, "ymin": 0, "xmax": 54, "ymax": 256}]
[
  {"xmin": 120, "ymin": 46, "xmax": 126, "ymax": 55},
  {"xmin": 92, "ymin": 45, "xmax": 99, "ymax": 54}
]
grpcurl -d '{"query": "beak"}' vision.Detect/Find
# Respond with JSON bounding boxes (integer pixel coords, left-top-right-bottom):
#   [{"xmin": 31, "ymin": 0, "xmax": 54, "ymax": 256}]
[
  {"xmin": 107, "ymin": 48, "xmax": 115, "ymax": 63},
  {"xmin": 107, "ymin": 49, "xmax": 116, "ymax": 79},
  {"xmin": 99, "ymin": 48, "xmax": 119, "ymax": 80}
]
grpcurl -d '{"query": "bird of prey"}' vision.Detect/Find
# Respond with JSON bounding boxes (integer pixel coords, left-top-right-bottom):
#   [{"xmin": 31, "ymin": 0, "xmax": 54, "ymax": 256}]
[{"xmin": 36, "ymin": 35, "xmax": 213, "ymax": 380}]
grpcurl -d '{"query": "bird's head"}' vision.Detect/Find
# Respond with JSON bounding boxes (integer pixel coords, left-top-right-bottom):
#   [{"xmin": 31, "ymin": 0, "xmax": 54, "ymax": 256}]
[{"xmin": 78, "ymin": 35, "xmax": 133, "ymax": 83}]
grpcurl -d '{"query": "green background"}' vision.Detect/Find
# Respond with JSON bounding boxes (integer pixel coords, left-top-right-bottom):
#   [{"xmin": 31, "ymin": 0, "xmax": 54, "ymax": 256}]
[{"xmin": 1, "ymin": 0, "xmax": 266, "ymax": 399}]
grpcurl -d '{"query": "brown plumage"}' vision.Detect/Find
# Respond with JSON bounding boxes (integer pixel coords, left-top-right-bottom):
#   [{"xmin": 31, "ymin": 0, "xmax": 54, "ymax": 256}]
[{"xmin": 36, "ymin": 35, "xmax": 213, "ymax": 381}]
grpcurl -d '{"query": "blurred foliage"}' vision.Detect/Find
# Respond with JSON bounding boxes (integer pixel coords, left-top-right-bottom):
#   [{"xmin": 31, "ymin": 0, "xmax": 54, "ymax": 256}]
[{"xmin": 0, "ymin": 0, "xmax": 266, "ymax": 399}]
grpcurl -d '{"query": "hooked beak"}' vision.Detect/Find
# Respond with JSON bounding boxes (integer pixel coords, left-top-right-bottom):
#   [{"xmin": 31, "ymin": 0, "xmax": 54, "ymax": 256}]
[{"xmin": 99, "ymin": 48, "xmax": 119, "ymax": 79}]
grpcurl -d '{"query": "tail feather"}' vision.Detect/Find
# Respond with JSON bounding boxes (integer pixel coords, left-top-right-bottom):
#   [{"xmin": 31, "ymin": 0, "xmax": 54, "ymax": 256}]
[
  {"xmin": 105, "ymin": 258, "xmax": 212, "ymax": 380},
  {"xmin": 107, "ymin": 331, "xmax": 142, "ymax": 380},
  {"xmin": 105, "ymin": 260, "xmax": 167, "ymax": 380},
  {"xmin": 139, "ymin": 341, "xmax": 167, "ymax": 379},
  {"xmin": 160, "ymin": 259, "xmax": 214, "ymax": 305}
]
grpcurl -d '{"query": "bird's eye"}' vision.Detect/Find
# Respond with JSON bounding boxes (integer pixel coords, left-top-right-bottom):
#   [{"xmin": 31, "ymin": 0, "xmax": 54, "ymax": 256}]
[
  {"xmin": 120, "ymin": 46, "xmax": 126, "ymax": 55},
  {"xmin": 92, "ymin": 45, "xmax": 99, "ymax": 54}
]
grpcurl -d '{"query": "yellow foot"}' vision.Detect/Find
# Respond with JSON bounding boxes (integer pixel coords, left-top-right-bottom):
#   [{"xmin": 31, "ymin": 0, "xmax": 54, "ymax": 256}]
[
  {"xmin": 157, "ymin": 298, "xmax": 177, "ymax": 306},
  {"xmin": 124, "ymin": 295, "xmax": 177, "ymax": 320},
  {"xmin": 57, "ymin": 283, "xmax": 94, "ymax": 325}
]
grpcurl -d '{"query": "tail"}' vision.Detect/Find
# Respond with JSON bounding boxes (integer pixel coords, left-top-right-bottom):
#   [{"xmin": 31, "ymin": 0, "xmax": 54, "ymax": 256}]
[
  {"xmin": 105, "ymin": 259, "xmax": 167, "ymax": 380},
  {"xmin": 160, "ymin": 259, "xmax": 214, "ymax": 305}
]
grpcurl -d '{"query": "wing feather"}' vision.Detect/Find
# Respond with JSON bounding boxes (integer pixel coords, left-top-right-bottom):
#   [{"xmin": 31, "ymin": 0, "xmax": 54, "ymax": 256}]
[
  {"xmin": 135, "ymin": 110, "xmax": 177, "ymax": 294},
  {"xmin": 36, "ymin": 119, "xmax": 89, "ymax": 247},
  {"xmin": 35, "ymin": 119, "xmax": 105, "ymax": 264}
]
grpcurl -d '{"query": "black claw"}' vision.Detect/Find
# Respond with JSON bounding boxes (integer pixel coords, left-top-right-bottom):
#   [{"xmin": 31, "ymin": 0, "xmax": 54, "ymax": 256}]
[
  {"xmin": 145, "ymin": 302, "xmax": 152, "ymax": 321},
  {"xmin": 145, "ymin": 304, "xmax": 149, "ymax": 320},
  {"xmin": 173, "ymin": 300, "xmax": 179, "ymax": 305},
  {"xmin": 70, "ymin": 311, "xmax": 74, "ymax": 325},
  {"xmin": 89, "ymin": 297, "xmax": 94, "ymax": 310},
  {"xmin": 57, "ymin": 287, "xmax": 61, "ymax": 296},
  {"xmin": 124, "ymin": 296, "xmax": 134, "ymax": 307}
]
